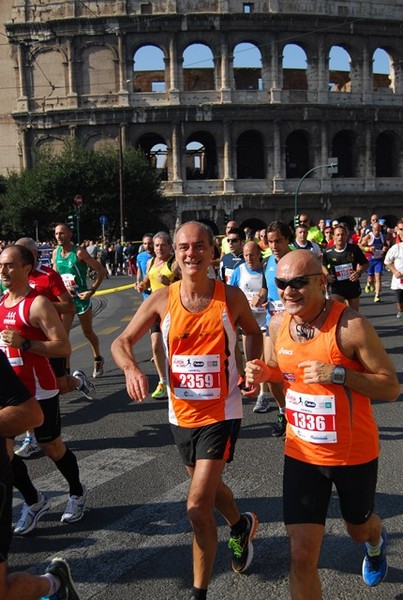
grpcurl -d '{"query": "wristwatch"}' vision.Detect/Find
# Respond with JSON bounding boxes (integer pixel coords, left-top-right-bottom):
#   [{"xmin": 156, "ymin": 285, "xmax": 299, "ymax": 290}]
[
  {"xmin": 21, "ymin": 338, "xmax": 31, "ymax": 352},
  {"xmin": 331, "ymin": 365, "xmax": 346, "ymax": 385}
]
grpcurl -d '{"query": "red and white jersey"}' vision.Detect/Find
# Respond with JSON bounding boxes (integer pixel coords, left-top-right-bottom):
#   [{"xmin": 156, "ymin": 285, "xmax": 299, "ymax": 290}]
[
  {"xmin": 0, "ymin": 289, "xmax": 58, "ymax": 399},
  {"xmin": 29, "ymin": 263, "xmax": 67, "ymax": 303}
]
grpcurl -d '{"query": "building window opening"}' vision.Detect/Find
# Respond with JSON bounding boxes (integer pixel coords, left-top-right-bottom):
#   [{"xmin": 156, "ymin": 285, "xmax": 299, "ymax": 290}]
[
  {"xmin": 183, "ymin": 44, "xmax": 215, "ymax": 91},
  {"xmin": 243, "ymin": 3, "xmax": 253, "ymax": 13},
  {"xmin": 375, "ymin": 132, "xmax": 398, "ymax": 177},
  {"xmin": 285, "ymin": 130, "xmax": 310, "ymax": 178},
  {"xmin": 331, "ymin": 130, "xmax": 355, "ymax": 177},
  {"xmin": 185, "ymin": 132, "xmax": 218, "ymax": 179},
  {"xmin": 329, "ymin": 46, "xmax": 351, "ymax": 92},
  {"xmin": 283, "ymin": 44, "xmax": 308, "ymax": 90},
  {"xmin": 372, "ymin": 48, "xmax": 392, "ymax": 92},
  {"xmin": 233, "ymin": 42, "xmax": 262, "ymax": 91},
  {"xmin": 236, "ymin": 130, "xmax": 265, "ymax": 179},
  {"xmin": 133, "ymin": 45, "xmax": 165, "ymax": 93}
]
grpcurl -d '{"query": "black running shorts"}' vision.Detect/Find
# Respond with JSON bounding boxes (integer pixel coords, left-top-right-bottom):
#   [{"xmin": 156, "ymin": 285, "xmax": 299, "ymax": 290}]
[
  {"xmin": 283, "ymin": 455, "xmax": 378, "ymax": 526},
  {"xmin": 34, "ymin": 394, "xmax": 62, "ymax": 444},
  {"xmin": 170, "ymin": 419, "xmax": 242, "ymax": 467}
]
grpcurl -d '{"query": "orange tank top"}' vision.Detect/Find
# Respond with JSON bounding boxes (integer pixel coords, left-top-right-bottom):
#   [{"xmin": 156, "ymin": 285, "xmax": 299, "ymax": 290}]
[
  {"xmin": 161, "ymin": 280, "xmax": 242, "ymax": 427},
  {"xmin": 276, "ymin": 301, "xmax": 379, "ymax": 466}
]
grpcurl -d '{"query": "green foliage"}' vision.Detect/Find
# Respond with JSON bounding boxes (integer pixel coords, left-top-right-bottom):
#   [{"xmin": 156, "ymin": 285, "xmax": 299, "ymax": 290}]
[{"xmin": 0, "ymin": 139, "xmax": 165, "ymax": 241}]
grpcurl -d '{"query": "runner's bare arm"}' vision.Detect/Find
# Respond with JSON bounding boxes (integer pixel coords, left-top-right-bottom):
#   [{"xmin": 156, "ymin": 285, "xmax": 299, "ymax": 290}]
[{"xmin": 299, "ymin": 309, "xmax": 399, "ymax": 401}]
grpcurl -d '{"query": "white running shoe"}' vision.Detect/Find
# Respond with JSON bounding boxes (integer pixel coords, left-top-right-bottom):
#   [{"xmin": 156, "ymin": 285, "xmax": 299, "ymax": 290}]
[
  {"xmin": 14, "ymin": 492, "xmax": 51, "ymax": 535},
  {"xmin": 92, "ymin": 357, "xmax": 104, "ymax": 378},
  {"xmin": 14, "ymin": 434, "xmax": 41, "ymax": 458},
  {"xmin": 61, "ymin": 485, "xmax": 88, "ymax": 523},
  {"xmin": 73, "ymin": 370, "xmax": 96, "ymax": 400},
  {"xmin": 253, "ymin": 394, "xmax": 270, "ymax": 413}
]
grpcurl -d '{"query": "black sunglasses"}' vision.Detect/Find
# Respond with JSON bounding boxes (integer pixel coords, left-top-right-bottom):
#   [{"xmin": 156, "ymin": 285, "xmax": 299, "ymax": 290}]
[
  {"xmin": 227, "ymin": 237, "xmax": 240, "ymax": 243},
  {"xmin": 275, "ymin": 273, "xmax": 323, "ymax": 290}
]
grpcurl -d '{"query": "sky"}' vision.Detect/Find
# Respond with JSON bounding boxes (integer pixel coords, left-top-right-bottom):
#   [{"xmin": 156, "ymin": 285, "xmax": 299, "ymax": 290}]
[{"xmin": 134, "ymin": 43, "xmax": 390, "ymax": 74}]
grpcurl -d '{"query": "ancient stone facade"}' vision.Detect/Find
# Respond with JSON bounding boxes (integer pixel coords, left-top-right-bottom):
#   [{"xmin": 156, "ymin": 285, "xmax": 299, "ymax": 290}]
[{"xmin": 1, "ymin": 0, "xmax": 403, "ymax": 232}]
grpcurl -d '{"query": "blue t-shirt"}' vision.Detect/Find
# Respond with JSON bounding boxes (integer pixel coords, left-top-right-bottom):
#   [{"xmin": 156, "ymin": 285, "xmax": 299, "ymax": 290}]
[{"xmin": 136, "ymin": 251, "xmax": 153, "ymax": 299}]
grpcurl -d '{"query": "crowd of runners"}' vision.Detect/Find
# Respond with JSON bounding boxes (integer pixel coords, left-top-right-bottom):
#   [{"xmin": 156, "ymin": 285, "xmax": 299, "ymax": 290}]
[{"xmin": 0, "ymin": 212, "xmax": 402, "ymax": 599}]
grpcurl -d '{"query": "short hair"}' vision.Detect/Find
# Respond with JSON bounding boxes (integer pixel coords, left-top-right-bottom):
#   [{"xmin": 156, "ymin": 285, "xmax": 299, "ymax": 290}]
[
  {"xmin": 15, "ymin": 237, "xmax": 37, "ymax": 253},
  {"xmin": 333, "ymin": 223, "xmax": 348, "ymax": 234},
  {"xmin": 174, "ymin": 221, "xmax": 215, "ymax": 246},
  {"xmin": 142, "ymin": 233, "xmax": 154, "ymax": 241},
  {"xmin": 7, "ymin": 244, "xmax": 35, "ymax": 272},
  {"xmin": 153, "ymin": 231, "xmax": 172, "ymax": 245},
  {"xmin": 227, "ymin": 227, "xmax": 245, "ymax": 241},
  {"xmin": 267, "ymin": 220, "xmax": 293, "ymax": 241}
]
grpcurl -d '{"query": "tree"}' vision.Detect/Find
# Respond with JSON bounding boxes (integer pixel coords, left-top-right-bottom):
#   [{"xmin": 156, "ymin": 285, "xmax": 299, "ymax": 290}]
[{"xmin": 0, "ymin": 139, "xmax": 166, "ymax": 241}]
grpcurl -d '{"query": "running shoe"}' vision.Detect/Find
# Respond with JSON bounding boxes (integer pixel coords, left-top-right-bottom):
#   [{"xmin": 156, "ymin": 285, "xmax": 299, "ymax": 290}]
[
  {"xmin": 61, "ymin": 486, "xmax": 88, "ymax": 523},
  {"xmin": 92, "ymin": 356, "xmax": 104, "ymax": 378},
  {"xmin": 253, "ymin": 394, "xmax": 270, "ymax": 413},
  {"xmin": 151, "ymin": 382, "xmax": 168, "ymax": 399},
  {"xmin": 364, "ymin": 283, "xmax": 371, "ymax": 293},
  {"xmin": 362, "ymin": 528, "xmax": 388, "ymax": 587},
  {"xmin": 397, "ymin": 311, "xmax": 403, "ymax": 320},
  {"xmin": 272, "ymin": 413, "xmax": 287, "ymax": 438},
  {"xmin": 73, "ymin": 370, "xmax": 96, "ymax": 400},
  {"xmin": 228, "ymin": 512, "xmax": 258, "ymax": 573},
  {"xmin": 14, "ymin": 491, "xmax": 51, "ymax": 535},
  {"xmin": 45, "ymin": 557, "xmax": 81, "ymax": 600},
  {"xmin": 14, "ymin": 434, "xmax": 41, "ymax": 458},
  {"xmin": 374, "ymin": 295, "xmax": 380, "ymax": 303}
]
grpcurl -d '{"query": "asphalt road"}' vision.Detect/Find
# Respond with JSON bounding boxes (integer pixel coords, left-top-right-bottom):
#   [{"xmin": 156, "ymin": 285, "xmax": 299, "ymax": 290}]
[{"xmin": 9, "ymin": 274, "xmax": 403, "ymax": 600}]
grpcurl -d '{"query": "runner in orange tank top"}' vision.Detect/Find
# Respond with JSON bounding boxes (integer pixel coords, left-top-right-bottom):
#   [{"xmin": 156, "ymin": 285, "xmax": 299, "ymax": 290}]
[
  {"xmin": 245, "ymin": 250, "xmax": 399, "ymax": 597},
  {"xmin": 112, "ymin": 221, "xmax": 263, "ymax": 600}
]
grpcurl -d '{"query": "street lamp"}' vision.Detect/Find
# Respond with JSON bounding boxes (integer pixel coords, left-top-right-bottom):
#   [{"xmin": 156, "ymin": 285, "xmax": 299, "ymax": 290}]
[{"xmin": 294, "ymin": 160, "xmax": 338, "ymax": 227}]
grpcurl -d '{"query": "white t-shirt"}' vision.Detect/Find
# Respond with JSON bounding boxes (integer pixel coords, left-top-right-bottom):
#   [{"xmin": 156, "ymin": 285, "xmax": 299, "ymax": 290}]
[{"xmin": 384, "ymin": 242, "xmax": 403, "ymax": 290}]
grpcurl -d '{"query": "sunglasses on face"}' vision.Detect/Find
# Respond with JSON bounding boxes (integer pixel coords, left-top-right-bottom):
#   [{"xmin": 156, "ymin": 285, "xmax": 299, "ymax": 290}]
[
  {"xmin": 227, "ymin": 238, "xmax": 240, "ymax": 243},
  {"xmin": 274, "ymin": 273, "xmax": 323, "ymax": 290}
]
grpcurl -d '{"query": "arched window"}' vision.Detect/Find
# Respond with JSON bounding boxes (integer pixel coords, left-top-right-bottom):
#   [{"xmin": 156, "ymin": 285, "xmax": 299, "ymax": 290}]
[
  {"xmin": 283, "ymin": 44, "xmax": 307, "ymax": 90},
  {"xmin": 183, "ymin": 44, "xmax": 214, "ymax": 91},
  {"xmin": 136, "ymin": 133, "xmax": 168, "ymax": 180},
  {"xmin": 329, "ymin": 46, "xmax": 351, "ymax": 91},
  {"xmin": 285, "ymin": 130, "xmax": 310, "ymax": 178},
  {"xmin": 233, "ymin": 42, "xmax": 262, "ymax": 90},
  {"xmin": 133, "ymin": 45, "xmax": 165, "ymax": 92},
  {"xmin": 375, "ymin": 132, "xmax": 398, "ymax": 177},
  {"xmin": 185, "ymin": 131, "xmax": 218, "ymax": 179},
  {"xmin": 372, "ymin": 48, "xmax": 392, "ymax": 92},
  {"xmin": 331, "ymin": 131, "xmax": 355, "ymax": 177},
  {"xmin": 236, "ymin": 130, "xmax": 265, "ymax": 179}
]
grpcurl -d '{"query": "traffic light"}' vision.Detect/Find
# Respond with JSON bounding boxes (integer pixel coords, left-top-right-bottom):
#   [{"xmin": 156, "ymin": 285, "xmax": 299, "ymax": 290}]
[{"xmin": 67, "ymin": 214, "xmax": 75, "ymax": 230}]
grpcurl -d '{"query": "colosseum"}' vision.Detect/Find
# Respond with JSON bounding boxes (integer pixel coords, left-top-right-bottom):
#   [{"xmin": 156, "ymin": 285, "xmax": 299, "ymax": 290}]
[{"xmin": 1, "ymin": 0, "xmax": 403, "ymax": 233}]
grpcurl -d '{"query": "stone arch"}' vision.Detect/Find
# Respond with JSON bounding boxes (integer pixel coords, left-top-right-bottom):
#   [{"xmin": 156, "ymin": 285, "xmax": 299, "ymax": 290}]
[
  {"xmin": 372, "ymin": 48, "xmax": 392, "ymax": 92},
  {"xmin": 80, "ymin": 43, "xmax": 118, "ymax": 95},
  {"xmin": 375, "ymin": 131, "xmax": 399, "ymax": 177},
  {"xmin": 233, "ymin": 42, "xmax": 262, "ymax": 90},
  {"xmin": 236, "ymin": 130, "xmax": 265, "ymax": 179},
  {"xmin": 329, "ymin": 45, "xmax": 351, "ymax": 91},
  {"xmin": 282, "ymin": 43, "xmax": 307, "ymax": 90},
  {"xmin": 30, "ymin": 47, "xmax": 67, "ymax": 104},
  {"xmin": 185, "ymin": 131, "xmax": 218, "ymax": 179},
  {"xmin": 132, "ymin": 44, "xmax": 166, "ymax": 92},
  {"xmin": 182, "ymin": 43, "xmax": 215, "ymax": 91},
  {"xmin": 136, "ymin": 132, "xmax": 169, "ymax": 179},
  {"xmin": 285, "ymin": 130, "xmax": 310, "ymax": 178},
  {"xmin": 82, "ymin": 132, "xmax": 118, "ymax": 152},
  {"xmin": 35, "ymin": 134, "xmax": 65, "ymax": 155},
  {"xmin": 331, "ymin": 130, "xmax": 355, "ymax": 177}
]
